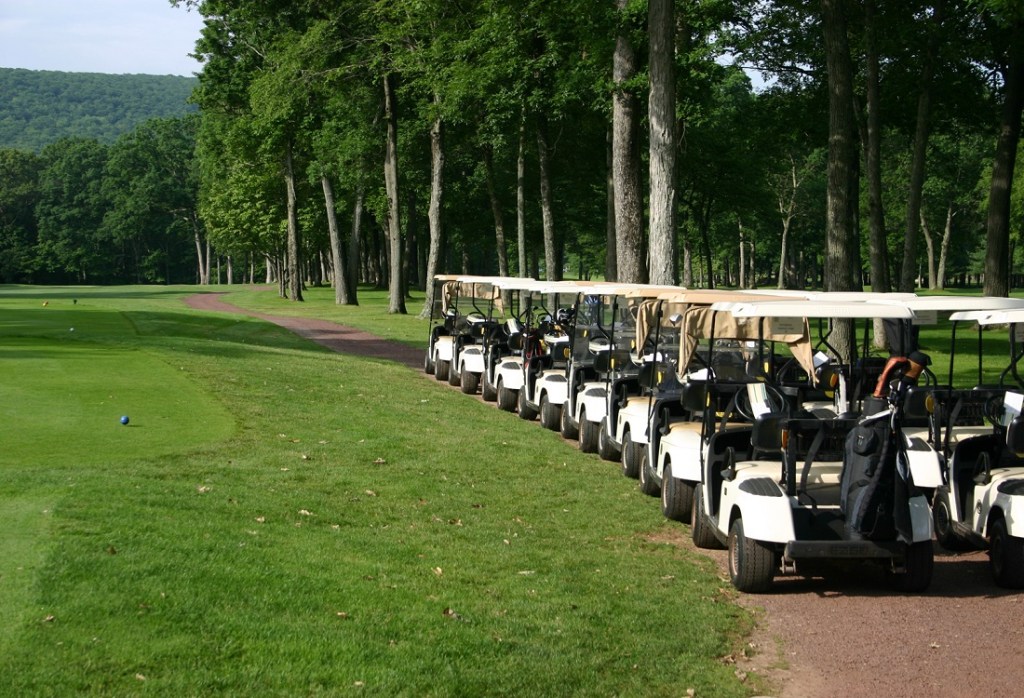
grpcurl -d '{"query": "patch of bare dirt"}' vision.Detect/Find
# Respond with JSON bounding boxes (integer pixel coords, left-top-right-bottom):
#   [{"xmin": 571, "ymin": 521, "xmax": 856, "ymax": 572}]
[{"xmin": 184, "ymin": 291, "xmax": 1024, "ymax": 698}]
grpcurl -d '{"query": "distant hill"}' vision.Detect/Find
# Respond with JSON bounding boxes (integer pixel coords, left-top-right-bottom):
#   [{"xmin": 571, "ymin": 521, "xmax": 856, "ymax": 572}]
[{"xmin": 0, "ymin": 67, "xmax": 198, "ymax": 151}]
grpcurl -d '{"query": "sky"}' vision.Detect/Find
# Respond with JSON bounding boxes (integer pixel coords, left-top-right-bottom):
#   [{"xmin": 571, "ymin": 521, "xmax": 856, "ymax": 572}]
[{"xmin": 0, "ymin": 0, "xmax": 205, "ymax": 77}]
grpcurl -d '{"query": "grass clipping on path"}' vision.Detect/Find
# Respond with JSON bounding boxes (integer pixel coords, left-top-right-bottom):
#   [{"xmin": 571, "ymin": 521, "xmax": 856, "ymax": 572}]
[{"xmin": 0, "ymin": 286, "xmax": 754, "ymax": 697}]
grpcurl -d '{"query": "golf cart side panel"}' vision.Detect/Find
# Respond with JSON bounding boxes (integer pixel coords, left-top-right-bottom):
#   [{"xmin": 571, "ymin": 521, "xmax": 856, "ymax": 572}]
[
  {"xmin": 537, "ymin": 370, "xmax": 569, "ymax": 405},
  {"xmin": 578, "ymin": 383, "xmax": 608, "ymax": 423},
  {"xmin": 658, "ymin": 423, "xmax": 703, "ymax": 480},
  {"xmin": 616, "ymin": 396, "xmax": 652, "ymax": 444},
  {"xmin": 460, "ymin": 346, "xmax": 485, "ymax": 374},
  {"xmin": 434, "ymin": 335, "xmax": 454, "ymax": 362},
  {"xmin": 496, "ymin": 358, "xmax": 524, "ymax": 390},
  {"xmin": 904, "ymin": 434, "xmax": 943, "ymax": 489},
  {"xmin": 720, "ymin": 468, "xmax": 796, "ymax": 544}
]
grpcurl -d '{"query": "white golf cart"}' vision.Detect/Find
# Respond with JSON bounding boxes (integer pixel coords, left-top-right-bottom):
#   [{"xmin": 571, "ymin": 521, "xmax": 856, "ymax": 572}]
[
  {"xmin": 690, "ymin": 299, "xmax": 939, "ymax": 593},
  {"xmin": 928, "ymin": 307, "xmax": 1024, "ymax": 588}
]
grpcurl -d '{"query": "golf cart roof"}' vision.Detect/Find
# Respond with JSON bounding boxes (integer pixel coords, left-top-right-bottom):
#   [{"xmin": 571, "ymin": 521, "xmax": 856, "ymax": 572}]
[
  {"xmin": 883, "ymin": 295, "xmax": 1024, "ymax": 312},
  {"xmin": 715, "ymin": 299, "xmax": 915, "ymax": 320},
  {"xmin": 955, "ymin": 308, "xmax": 1024, "ymax": 326}
]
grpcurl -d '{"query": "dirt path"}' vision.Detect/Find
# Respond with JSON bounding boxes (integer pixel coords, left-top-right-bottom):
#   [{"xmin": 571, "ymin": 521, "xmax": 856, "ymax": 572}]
[{"xmin": 183, "ymin": 292, "xmax": 1024, "ymax": 698}]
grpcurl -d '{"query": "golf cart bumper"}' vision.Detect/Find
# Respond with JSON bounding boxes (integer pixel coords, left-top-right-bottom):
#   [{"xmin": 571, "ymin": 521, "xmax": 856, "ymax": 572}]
[{"xmin": 784, "ymin": 540, "xmax": 910, "ymax": 560}]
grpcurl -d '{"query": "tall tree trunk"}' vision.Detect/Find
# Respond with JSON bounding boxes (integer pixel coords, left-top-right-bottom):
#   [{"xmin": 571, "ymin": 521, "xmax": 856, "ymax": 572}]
[
  {"xmin": 984, "ymin": 46, "xmax": 1024, "ymax": 297},
  {"xmin": 383, "ymin": 72, "xmax": 406, "ymax": 314},
  {"xmin": 920, "ymin": 210, "xmax": 937, "ymax": 289},
  {"xmin": 284, "ymin": 141, "xmax": 303, "ymax": 302},
  {"xmin": 899, "ymin": 5, "xmax": 942, "ymax": 292},
  {"xmin": 738, "ymin": 219, "xmax": 747, "ymax": 289},
  {"xmin": 420, "ymin": 113, "xmax": 445, "ymax": 318},
  {"xmin": 821, "ymin": 0, "xmax": 859, "ymax": 361},
  {"xmin": 862, "ymin": 0, "xmax": 891, "ymax": 293},
  {"xmin": 605, "ymin": 126, "xmax": 617, "ymax": 281},
  {"xmin": 776, "ymin": 156, "xmax": 799, "ymax": 289},
  {"xmin": 613, "ymin": 0, "xmax": 646, "ymax": 283},
  {"xmin": 322, "ymin": 174, "xmax": 350, "ymax": 305},
  {"xmin": 517, "ymin": 118, "xmax": 528, "ymax": 278},
  {"xmin": 937, "ymin": 203, "xmax": 954, "ymax": 289},
  {"xmin": 192, "ymin": 212, "xmax": 208, "ymax": 285},
  {"xmin": 483, "ymin": 146, "xmax": 510, "ymax": 278},
  {"xmin": 648, "ymin": 0, "xmax": 676, "ymax": 285},
  {"xmin": 347, "ymin": 186, "xmax": 363, "ymax": 305},
  {"xmin": 536, "ymin": 117, "xmax": 560, "ymax": 281}
]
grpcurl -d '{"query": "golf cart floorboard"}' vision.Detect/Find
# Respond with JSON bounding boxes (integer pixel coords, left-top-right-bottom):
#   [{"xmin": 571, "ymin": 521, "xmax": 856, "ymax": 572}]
[{"xmin": 788, "ymin": 509, "xmax": 906, "ymax": 560}]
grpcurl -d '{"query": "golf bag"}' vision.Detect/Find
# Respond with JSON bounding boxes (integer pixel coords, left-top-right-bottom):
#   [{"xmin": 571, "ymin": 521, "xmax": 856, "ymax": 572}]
[{"xmin": 840, "ymin": 417, "xmax": 898, "ymax": 540}]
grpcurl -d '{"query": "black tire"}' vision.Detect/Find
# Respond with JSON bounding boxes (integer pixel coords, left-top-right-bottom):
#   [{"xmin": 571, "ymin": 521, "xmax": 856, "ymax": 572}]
[
  {"xmin": 638, "ymin": 447, "xmax": 660, "ymax": 497},
  {"xmin": 989, "ymin": 517, "xmax": 1024, "ymax": 589},
  {"xmin": 481, "ymin": 371, "xmax": 498, "ymax": 402},
  {"xmin": 932, "ymin": 488, "xmax": 972, "ymax": 551},
  {"xmin": 620, "ymin": 430, "xmax": 641, "ymax": 479},
  {"xmin": 517, "ymin": 385, "xmax": 538, "ymax": 421},
  {"xmin": 728, "ymin": 518, "xmax": 776, "ymax": 593},
  {"xmin": 448, "ymin": 361, "xmax": 461, "ymax": 386},
  {"xmin": 661, "ymin": 461, "xmax": 693, "ymax": 522},
  {"xmin": 691, "ymin": 485, "xmax": 724, "ymax": 550},
  {"xmin": 539, "ymin": 394, "xmax": 561, "ymax": 430},
  {"xmin": 460, "ymin": 369, "xmax": 480, "ymax": 395},
  {"xmin": 597, "ymin": 417, "xmax": 620, "ymax": 462},
  {"xmin": 496, "ymin": 379, "xmax": 517, "ymax": 412},
  {"xmin": 890, "ymin": 540, "xmax": 934, "ymax": 592},
  {"xmin": 434, "ymin": 359, "xmax": 450, "ymax": 382},
  {"xmin": 560, "ymin": 400, "xmax": 579, "ymax": 440},
  {"xmin": 424, "ymin": 350, "xmax": 435, "ymax": 375},
  {"xmin": 579, "ymin": 409, "xmax": 599, "ymax": 453}
]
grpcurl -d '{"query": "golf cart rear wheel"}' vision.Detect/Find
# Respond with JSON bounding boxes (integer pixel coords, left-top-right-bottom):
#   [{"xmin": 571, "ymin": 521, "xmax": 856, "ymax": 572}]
[
  {"xmin": 481, "ymin": 372, "xmax": 498, "ymax": 402},
  {"xmin": 889, "ymin": 540, "xmax": 934, "ymax": 593},
  {"xmin": 517, "ymin": 386, "xmax": 538, "ymax": 421},
  {"xmin": 692, "ymin": 485, "xmax": 723, "ymax": 550},
  {"xmin": 932, "ymin": 488, "xmax": 972, "ymax": 551},
  {"xmin": 539, "ymin": 394, "xmax": 561, "ymax": 431},
  {"xmin": 496, "ymin": 380, "xmax": 516, "ymax": 412},
  {"xmin": 560, "ymin": 401, "xmax": 580, "ymax": 440},
  {"xmin": 448, "ymin": 363, "xmax": 461, "ymax": 387},
  {"xmin": 460, "ymin": 369, "xmax": 479, "ymax": 395},
  {"xmin": 434, "ymin": 359, "xmax": 450, "ymax": 382},
  {"xmin": 990, "ymin": 517, "xmax": 1024, "ymax": 589},
  {"xmin": 661, "ymin": 461, "xmax": 693, "ymax": 522},
  {"xmin": 620, "ymin": 431, "xmax": 641, "ymax": 479},
  {"xmin": 728, "ymin": 518, "xmax": 775, "ymax": 593},
  {"xmin": 638, "ymin": 448, "xmax": 660, "ymax": 497},
  {"xmin": 423, "ymin": 351, "xmax": 434, "ymax": 375},
  {"xmin": 597, "ymin": 418, "xmax": 620, "ymax": 462},
  {"xmin": 579, "ymin": 410, "xmax": 599, "ymax": 453}
]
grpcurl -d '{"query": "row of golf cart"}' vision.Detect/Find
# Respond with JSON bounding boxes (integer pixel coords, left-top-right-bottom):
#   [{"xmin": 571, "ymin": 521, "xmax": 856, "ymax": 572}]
[{"xmin": 425, "ymin": 275, "xmax": 1024, "ymax": 593}]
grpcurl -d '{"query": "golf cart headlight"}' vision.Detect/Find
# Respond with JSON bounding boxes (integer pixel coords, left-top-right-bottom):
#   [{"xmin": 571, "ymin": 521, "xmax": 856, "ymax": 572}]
[
  {"xmin": 781, "ymin": 429, "xmax": 789, "ymax": 449},
  {"xmin": 925, "ymin": 394, "xmax": 935, "ymax": 414},
  {"xmin": 828, "ymin": 373, "xmax": 839, "ymax": 389}
]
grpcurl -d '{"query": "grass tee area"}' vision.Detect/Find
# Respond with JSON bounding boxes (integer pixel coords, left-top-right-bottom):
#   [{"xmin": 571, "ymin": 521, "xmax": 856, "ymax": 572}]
[{"xmin": 0, "ymin": 285, "xmax": 754, "ymax": 696}]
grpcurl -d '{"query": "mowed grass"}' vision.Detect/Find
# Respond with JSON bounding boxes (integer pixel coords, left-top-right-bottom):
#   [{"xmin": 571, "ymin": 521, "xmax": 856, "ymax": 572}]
[{"xmin": 0, "ymin": 285, "xmax": 756, "ymax": 697}]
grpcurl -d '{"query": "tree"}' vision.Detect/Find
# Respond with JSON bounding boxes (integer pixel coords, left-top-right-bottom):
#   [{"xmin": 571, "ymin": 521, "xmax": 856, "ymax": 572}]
[
  {"xmin": 613, "ymin": 0, "xmax": 646, "ymax": 283},
  {"xmin": 0, "ymin": 148, "xmax": 42, "ymax": 282},
  {"xmin": 648, "ymin": 0, "xmax": 677, "ymax": 284}
]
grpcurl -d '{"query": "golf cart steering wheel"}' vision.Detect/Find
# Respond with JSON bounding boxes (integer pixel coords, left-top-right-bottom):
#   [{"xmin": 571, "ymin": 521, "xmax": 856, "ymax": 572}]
[{"xmin": 734, "ymin": 382, "xmax": 788, "ymax": 421}]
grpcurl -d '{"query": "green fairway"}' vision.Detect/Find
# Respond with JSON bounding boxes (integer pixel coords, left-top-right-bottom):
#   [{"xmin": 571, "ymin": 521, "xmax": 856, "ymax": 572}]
[{"xmin": 0, "ymin": 285, "xmax": 758, "ymax": 697}]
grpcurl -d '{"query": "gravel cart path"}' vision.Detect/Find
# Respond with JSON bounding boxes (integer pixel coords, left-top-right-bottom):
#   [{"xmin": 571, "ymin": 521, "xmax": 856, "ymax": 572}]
[{"xmin": 183, "ymin": 292, "xmax": 1024, "ymax": 698}]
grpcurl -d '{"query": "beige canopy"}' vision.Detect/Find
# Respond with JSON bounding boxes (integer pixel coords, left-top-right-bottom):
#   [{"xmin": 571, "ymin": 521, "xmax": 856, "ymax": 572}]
[{"xmin": 677, "ymin": 305, "xmax": 814, "ymax": 382}]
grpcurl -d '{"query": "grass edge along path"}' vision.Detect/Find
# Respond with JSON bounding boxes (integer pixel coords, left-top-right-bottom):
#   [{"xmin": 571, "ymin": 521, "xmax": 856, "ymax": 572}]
[{"xmin": 0, "ymin": 286, "xmax": 761, "ymax": 697}]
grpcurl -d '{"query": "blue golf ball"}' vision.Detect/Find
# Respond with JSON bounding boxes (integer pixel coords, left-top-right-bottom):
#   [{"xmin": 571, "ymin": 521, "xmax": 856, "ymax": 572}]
[{"xmin": 120, "ymin": 415, "xmax": 130, "ymax": 425}]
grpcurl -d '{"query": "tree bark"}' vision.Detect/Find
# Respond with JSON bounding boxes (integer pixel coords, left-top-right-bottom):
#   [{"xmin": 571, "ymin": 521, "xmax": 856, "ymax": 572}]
[
  {"xmin": 347, "ymin": 186, "xmax": 363, "ymax": 304},
  {"xmin": 821, "ymin": 0, "xmax": 859, "ymax": 362},
  {"xmin": 483, "ymin": 146, "xmax": 510, "ymax": 278},
  {"xmin": 937, "ymin": 202, "xmax": 953, "ymax": 289},
  {"xmin": 420, "ymin": 113, "xmax": 445, "ymax": 318},
  {"xmin": 284, "ymin": 141, "xmax": 303, "ymax": 302},
  {"xmin": 517, "ymin": 117, "xmax": 528, "ymax": 278},
  {"xmin": 613, "ymin": 0, "xmax": 646, "ymax": 283},
  {"xmin": 383, "ymin": 72, "xmax": 406, "ymax": 314},
  {"xmin": 920, "ymin": 209, "xmax": 937, "ymax": 289},
  {"xmin": 862, "ymin": 0, "xmax": 891, "ymax": 293},
  {"xmin": 321, "ymin": 174, "xmax": 350, "ymax": 305},
  {"xmin": 984, "ymin": 44, "xmax": 1024, "ymax": 297},
  {"xmin": 536, "ymin": 117, "xmax": 560, "ymax": 281},
  {"xmin": 605, "ymin": 126, "xmax": 617, "ymax": 281},
  {"xmin": 647, "ymin": 0, "xmax": 676, "ymax": 285}
]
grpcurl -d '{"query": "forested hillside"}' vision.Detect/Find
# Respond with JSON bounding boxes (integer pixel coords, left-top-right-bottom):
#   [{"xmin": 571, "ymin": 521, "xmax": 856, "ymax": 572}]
[{"xmin": 0, "ymin": 68, "xmax": 197, "ymax": 150}]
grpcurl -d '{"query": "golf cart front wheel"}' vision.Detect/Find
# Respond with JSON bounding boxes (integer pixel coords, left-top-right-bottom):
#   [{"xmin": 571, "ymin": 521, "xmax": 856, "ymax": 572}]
[
  {"xmin": 579, "ymin": 410, "xmax": 599, "ymax": 453},
  {"xmin": 434, "ymin": 359, "xmax": 450, "ymax": 382},
  {"xmin": 481, "ymin": 372, "xmax": 497, "ymax": 402},
  {"xmin": 889, "ymin": 540, "xmax": 934, "ymax": 592},
  {"xmin": 990, "ymin": 517, "xmax": 1024, "ymax": 589},
  {"xmin": 539, "ymin": 394, "xmax": 561, "ymax": 431},
  {"xmin": 424, "ymin": 351, "xmax": 435, "ymax": 375},
  {"xmin": 460, "ymin": 369, "xmax": 479, "ymax": 395},
  {"xmin": 560, "ymin": 400, "xmax": 579, "ymax": 440},
  {"xmin": 691, "ymin": 485, "xmax": 723, "ymax": 550},
  {"xmin": 638, "ymin": 448, "xmax": 660, "ymax": 497},
  {"xmin": 597, "ymin": 418, "xmax": 620, "ymax": 462},
  {"xmin": 661, "ymin": 461, "xmax": 693, "ymax": 522},
  {"xmin": 728, "ymin": 517, "xmax": 776, "ymax": 593},
  {"xmin": 496, "ymin": 380, "xmax": 516, "ymax": 412},
  {"xmin": 932, "ymin": 488, "xmax": 971, "ymax": 551},
  {"xmin": 517, "ymin": 386, "xmax": 538, "ymax": 421},
  {"xmin": 620, "ymin": 431, "xmax": 641, "ymax": 479}
]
